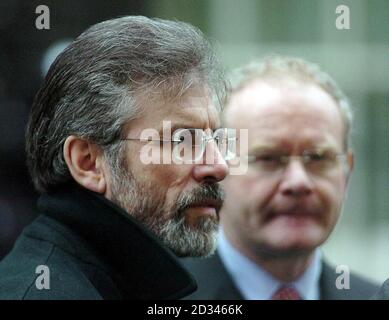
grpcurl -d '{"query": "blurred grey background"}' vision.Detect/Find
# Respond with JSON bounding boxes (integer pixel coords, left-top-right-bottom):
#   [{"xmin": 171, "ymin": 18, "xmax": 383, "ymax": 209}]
[{"xmin": 0, "ymin": 0, "xmax": 388, "ymax": 283}]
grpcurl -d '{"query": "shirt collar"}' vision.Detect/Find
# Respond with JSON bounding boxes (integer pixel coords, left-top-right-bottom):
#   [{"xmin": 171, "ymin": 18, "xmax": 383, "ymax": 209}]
[{"xmin": 218, "ymin": 228, "xmax": 321, "ymax": 300}]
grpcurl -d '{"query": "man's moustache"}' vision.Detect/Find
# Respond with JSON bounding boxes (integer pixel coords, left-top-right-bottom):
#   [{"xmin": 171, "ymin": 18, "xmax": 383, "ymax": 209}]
[{"xmin": 175, "ymin": 184, "xmax": 225, "ymax": 218}]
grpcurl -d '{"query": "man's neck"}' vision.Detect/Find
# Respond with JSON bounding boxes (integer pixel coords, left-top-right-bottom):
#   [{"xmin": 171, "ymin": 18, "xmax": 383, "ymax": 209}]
[
  {"xmin": 250, "ymin": 252, "xmax": 314, "ymax": 282},
  {"xmin": 225, "ymin": 232, "xmax": 315, "ymax": 283}
]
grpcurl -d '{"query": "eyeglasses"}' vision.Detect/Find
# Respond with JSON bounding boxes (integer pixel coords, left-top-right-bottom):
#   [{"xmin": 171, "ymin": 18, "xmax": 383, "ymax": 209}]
[
  {"xmin": 122, "ymin": 128, "xmax": 238, "ymax": 163},
  {"xmin": 246, "ymin": 149, "xmax": 348, "ymax": 175}
]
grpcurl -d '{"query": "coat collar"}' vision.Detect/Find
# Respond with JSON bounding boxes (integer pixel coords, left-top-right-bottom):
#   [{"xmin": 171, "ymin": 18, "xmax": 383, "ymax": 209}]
[{"xmin": 38, "ymin": 183, "xmax": 197, "ymax": 299}]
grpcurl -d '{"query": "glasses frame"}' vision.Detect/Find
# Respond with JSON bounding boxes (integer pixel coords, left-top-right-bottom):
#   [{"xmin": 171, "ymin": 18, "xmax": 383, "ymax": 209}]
[
  {"xmin": 121, "ymin": 128, "xmax": 238, "ymax": 163},
  {"xmin": 245, "ymin": 149, "xmax": 349, "ymax": 175}
]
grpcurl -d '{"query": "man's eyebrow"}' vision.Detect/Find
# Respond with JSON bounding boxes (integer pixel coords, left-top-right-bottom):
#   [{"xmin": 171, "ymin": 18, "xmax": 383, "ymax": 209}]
[
  {"xmin": 303, "ymin": 141, "xmax": 341, "ymax": 152},
  {"xmin": 249, "ymin": 144, "xmax": 280, "ymax": 153},
  {"xmin": 156, "ymin": 124, "xmax": 195, "ymax": 134},
  {"xmin": 156, "ymin": 124, "xmax": 221, "ymax": 134},
  {"xmin": 249, "ymin": 143, "xmax": 341, "ymax": 154}
]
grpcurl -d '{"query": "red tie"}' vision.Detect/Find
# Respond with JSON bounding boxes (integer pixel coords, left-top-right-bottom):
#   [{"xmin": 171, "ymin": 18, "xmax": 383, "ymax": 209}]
[{"xmin": 271, "ymin": 286, "xmax": 301, "ymax": 300}]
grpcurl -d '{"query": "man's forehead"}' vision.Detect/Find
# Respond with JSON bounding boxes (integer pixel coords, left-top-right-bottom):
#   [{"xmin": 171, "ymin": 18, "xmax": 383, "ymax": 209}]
[
  {"xmin": 225, "ymin": 80, "xmax": 342, "ymax": 126},
  {"xmin": 130, "ymin": 88, "xmax": 220, "ymax": 134},
  {"xmin": 225, "ymin": 79, "xmax": 345, "ymax": 150},
  {"xmin": 156, "ymin": 104, "xmax": 220, "ymax": 132},
  {"xmin": 246, "ymin": 113, "xmax": 343, "ymax": 152},
  {"xmin": 227, "ymin": 80, "xmax": 341, "ymax": 123},
  {"xmin": 224, "ymin": 81, "xmax": 278, "ymax": 127},
  {"xmin": 249, "ymin": 130, "xmax": 341, "ymax": 152}
]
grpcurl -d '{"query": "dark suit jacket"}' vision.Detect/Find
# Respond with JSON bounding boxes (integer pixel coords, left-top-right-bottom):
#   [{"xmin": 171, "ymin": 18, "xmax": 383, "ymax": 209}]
[
  {"xmin": 0, "ymin": 183, "xmax": 196, "ymax": 300},
  {"xmin": 372, "ymin": 279, "xmax": 389, "ymax": 299},
  {"xmin": 182, "ymin": 251, "xmax": 379, "ymax": 300}
]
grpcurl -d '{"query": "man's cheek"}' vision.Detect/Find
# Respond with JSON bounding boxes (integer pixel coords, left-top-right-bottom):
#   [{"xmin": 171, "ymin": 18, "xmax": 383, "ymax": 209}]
[{"xmin": 319, "ymin": 183, "xmax": 342, "ymax": 216}]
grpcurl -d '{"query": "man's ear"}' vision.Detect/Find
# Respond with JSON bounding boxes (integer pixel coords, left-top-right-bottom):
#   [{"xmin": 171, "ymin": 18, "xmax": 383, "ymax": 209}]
[
  {"xmin": 345, "ymin": 149, "xmax": 354, "ymax": 183},
  {"xmin": 63, "ymin": 135, "xmax": 107, "ymax": 194}
]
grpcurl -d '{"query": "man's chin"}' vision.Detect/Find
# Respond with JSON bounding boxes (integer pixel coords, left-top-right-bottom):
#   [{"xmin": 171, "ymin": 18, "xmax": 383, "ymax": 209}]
[
  {"xmin": 183, "ymin": 207, "xmax": 219, "ymax": 228},
  {"xmin": 259, "ymin": 224, "xmax": 325, "ymax": 255},
  {"xmin": 157, "ymin": 216, "xmax": 219, "ymax": 258}
]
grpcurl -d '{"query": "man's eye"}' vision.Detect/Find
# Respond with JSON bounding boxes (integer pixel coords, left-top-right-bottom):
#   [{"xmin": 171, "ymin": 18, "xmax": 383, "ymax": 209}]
[
  {"xmin": 309, "ymin": 153, "xmax": 325, "ymax": 161},
  {"xmin": 215, "ymin": 137, "xmax": 227, "ymax": 145},
  {"xmin": 256, "ymin": 155, "xmax": 280, "ymax": 162},
  {"xmin": 307, "ymin": 151, "xmax": 335, "ymax": 162}
]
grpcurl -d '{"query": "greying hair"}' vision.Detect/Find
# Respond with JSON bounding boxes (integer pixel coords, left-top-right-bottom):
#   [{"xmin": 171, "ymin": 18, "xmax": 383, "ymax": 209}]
[
  {"xmin": 226, "ymin": 55, "xmax": 353, "ymax": 150},
  {"xmin": 26, "ymin": 16, "xmax": 225, "ymax": 193}
]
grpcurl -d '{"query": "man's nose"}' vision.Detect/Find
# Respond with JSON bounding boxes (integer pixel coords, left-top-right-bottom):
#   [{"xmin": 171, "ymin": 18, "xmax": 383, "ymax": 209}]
[
  {"xmin": 192, "ymin": 140, "xmax": 229, "ymax": 183},
  {"xmin": 279, "ymin": 159, "xmax": 313, "ymax": 197}
]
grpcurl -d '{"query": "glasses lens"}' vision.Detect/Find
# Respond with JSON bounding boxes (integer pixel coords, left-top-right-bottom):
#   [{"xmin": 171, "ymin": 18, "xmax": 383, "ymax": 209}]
[
  {"xmin": 214, "ymin": 128, "xmax": 237, "ymax": 160},
  {"xmin": 303, "ymin": 150, "xmax": 343, "ymax": 173},
  {"xmin": 172, "ymin": 129, "xmax": 203, "ymax": 163}
]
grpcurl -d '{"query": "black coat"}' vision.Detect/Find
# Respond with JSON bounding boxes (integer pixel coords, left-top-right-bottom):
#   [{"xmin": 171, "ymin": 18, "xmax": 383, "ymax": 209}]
[
  {"xmin": 0, "ymin": 183, "xmax": 196, "ymax": 300},
  {"xmin": 182, "ymin": 251, "xmax": 379, "ymax": 300}
]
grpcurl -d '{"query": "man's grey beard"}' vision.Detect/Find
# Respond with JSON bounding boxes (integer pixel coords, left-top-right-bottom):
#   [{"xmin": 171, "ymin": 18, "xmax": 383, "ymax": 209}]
[{"xmin": 109, "ymin": 169, "xmax": 224, "ymax": 257}]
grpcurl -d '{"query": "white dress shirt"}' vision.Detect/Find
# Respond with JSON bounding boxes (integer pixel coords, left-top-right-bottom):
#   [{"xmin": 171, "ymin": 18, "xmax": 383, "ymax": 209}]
[{"xmin": 218, "ymin": 228, "xmax": 322, "ymax": 300}]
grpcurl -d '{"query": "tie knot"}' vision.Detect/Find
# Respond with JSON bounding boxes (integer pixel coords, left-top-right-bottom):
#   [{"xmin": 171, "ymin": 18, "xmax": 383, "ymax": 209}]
[{"xmin": 271, "ymin": 286, "xmax": 301, "ymax": 300}]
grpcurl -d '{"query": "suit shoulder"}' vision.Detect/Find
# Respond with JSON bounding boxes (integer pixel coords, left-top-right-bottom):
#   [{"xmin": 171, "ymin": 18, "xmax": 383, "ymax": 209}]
[
  {"xmin": 0, "ymin": 233, "xmax": 101, "ymax": 300},
  {"xmin": 349, "ymin": 270, "xmax": 380, "ymax": 294},
  {"xmin": 182, "ymin": 254, "xmax": 225, "ymax": 284},
  {"xmin": 321, "ymin": 262, "xmax": 380, "ymax": 299},
  {"xmin": 181, "ymin": 254, "xmax": 243, "ymax": 300},
  {"xmin": 23, "ymin": 245, "xmax": 102, "ymax": 300},
  {"xmin": 0, "ymin": 233, "xmax": 55, "ymax": 299},
  {"xmin": 372, "ymin": 279, "xmax": 389, "ymax": 300}
]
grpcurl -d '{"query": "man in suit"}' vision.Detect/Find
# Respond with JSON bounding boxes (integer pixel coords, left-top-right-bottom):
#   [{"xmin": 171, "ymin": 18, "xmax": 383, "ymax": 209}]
[
  {"xmin": 0, "ymin": 16, "xmax": 230, "ymax": 299},
  {"xmin": 373, "ymin": 280, "xmax": 389, "ymax": 299},
  {"xmin": 183, "ymin": 56, "xmax": 379, "ymax": 300}
]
